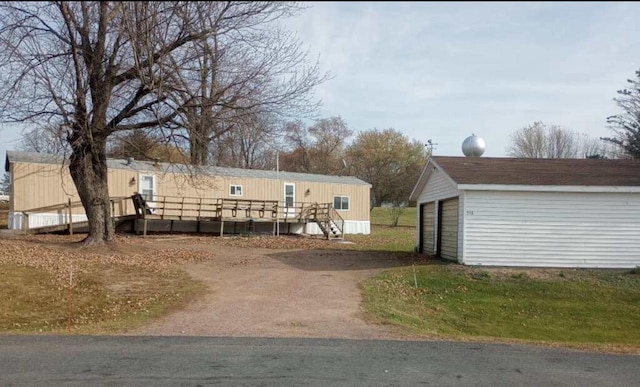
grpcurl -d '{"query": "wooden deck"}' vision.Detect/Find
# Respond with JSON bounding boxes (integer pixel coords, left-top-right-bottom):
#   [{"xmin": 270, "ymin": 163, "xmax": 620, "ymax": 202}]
[
  {"xmin": 132, "ymin": 195, "xmax": 344, "ymax": 239},
  {"xmin": 19, "ymin": 195, "xmax": 344, "ymax": 239}
]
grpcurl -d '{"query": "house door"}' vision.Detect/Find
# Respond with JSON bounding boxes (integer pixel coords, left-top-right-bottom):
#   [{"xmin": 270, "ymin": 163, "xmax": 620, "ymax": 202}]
[
  {"xmin": 419, "ymin": 202, "xmax": 435, "ymax": 254},
  {"xmin": 437, "ymin": 197, "xmax": 459, "ymax": 261},
  {"xmin": 139, "ymin": 174, "xmax": 156, "ymax": 209},
  {"xmin": 284, "ymin": 183, "xmax": 295, "ymax": 215}
]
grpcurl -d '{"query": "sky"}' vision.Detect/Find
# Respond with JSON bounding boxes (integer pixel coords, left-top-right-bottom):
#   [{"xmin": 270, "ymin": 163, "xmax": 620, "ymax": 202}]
[
  {"xmin": 283, "ymin": 1, "xmax": 640, "ymax": 157},
  {"xmin": 2, "ymin": 1, "xmax": 640, "ymax": 164}
]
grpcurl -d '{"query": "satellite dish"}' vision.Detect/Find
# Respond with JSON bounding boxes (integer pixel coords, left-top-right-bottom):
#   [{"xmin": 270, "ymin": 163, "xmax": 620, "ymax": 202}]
[{"xmin": 462, "ymin": 134, "xmax": 486, "ymax": 157}]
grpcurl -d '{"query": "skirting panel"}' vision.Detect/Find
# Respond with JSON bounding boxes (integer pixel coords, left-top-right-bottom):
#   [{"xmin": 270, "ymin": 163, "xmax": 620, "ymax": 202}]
[
  {"xmin": 304, "ymin": 220, "xmax": 370, "ymax": 235},
  {"xmin": 8, "ymin": 211, "xmax": 88, "ymax": 230}
]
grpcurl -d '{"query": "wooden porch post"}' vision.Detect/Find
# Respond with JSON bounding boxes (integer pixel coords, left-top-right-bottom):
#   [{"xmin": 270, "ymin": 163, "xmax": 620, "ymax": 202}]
[
  {"xmin": 21, "ymin": 212, "xmax": 28, "ymax": 234},
  {"xmin": 68, "ymin": 198, "xmax": 73, "ymax": 235}
]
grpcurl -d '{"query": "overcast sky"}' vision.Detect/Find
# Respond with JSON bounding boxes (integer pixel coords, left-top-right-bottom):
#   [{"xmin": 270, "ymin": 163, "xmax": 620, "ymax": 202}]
[
  {"xmin": 2, "ymin": 1, "xmax": 640, "ymax": 166},
  {"xmin": 285, "ymin": 1, "xmax": 640, "ymax": 156}
]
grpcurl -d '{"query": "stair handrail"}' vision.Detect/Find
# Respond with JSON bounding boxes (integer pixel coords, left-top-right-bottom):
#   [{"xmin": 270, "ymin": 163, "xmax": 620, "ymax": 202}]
[{"xmin": 327, "ymin": 203, "xmax": 344, "ymax": 236}]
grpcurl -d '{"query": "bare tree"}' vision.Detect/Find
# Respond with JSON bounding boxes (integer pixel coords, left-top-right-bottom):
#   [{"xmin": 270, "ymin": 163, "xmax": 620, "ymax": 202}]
[
  {"xmin": 279, "ymin": 116, "xmax": 353, "ymax": 174},
  {"xmin": 345, "ymin": 128, "xmax": 429, "ymax": 209},
  {"xmin": 581, "ymin": 136, "xmax": 613, "ymax": 159},
  {"xmin": 507, "ymin": 122, "xmax": 548, "ymax": 158},
  {"xmin": 603, "ymin": 69, "xmax": 640, "ymax": 159},
  {"xmin": 107, "ymin": 130, "xmax": 188, "ymax": 164},
  {"xmin": 1, "ymin": 172, "xmax": 9, "ymax": 193},
  {"xmin": 546, "ymin": 125, "xmax": 581, "ymax": 158},
  {"xmin": 308, "ymin": 116, "xmax": 353, "ymax": 174},
  {"xmin": 212, "ymin": 113, "xmax": 283, "ymax": 169},
  {"xmin": 162, "ymin": 3, "xmax": 328, "ymax": 166},
  {"xmin": 18, "ymin": 125, "xmax": 69, "ymax": 155},
  {"xmin": 280, "ymin": 119, "xmax": 312, "ymax": 172},
  {"xmin": 507, "ymin": 122, "xmax": 606, "ymax": 158},
  {"xmin": 0, "ymin": 2, "xmax": 322, "ymax": 244}
]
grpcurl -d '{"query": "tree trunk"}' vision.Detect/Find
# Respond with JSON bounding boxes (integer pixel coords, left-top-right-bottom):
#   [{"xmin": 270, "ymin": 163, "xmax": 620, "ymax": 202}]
[
  {"xmin": 189, "ymin": 128, "xmax": 209, "ymax": 165},
  {"xmin": 189, "ymin": 138, "xmax": 209, "ymax": 165},
  {"xmin": 69, "ymin": 139, "xmax": 114, "ymax": 245}
]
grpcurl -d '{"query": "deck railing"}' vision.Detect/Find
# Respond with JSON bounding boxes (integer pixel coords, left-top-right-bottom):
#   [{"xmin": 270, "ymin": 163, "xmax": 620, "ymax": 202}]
[
  {"xmin": 136, "ymin": 195, "xmax": 281, "ymax": 220},
  {"xmin": 18, "ymin": 195, "xmax": 343, "ymax": 238},
  {"xmin": 136, "ymin": 195, "xmax": 336, "ymax": 224},
  {"xmin": 19, "ymin": 196, "xmax": 131, "ymax": 233}
]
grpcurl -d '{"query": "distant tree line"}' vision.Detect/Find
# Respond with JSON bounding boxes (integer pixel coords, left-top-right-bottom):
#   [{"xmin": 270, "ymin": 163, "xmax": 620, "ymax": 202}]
[
  {"xmin": 507, "ymin": 69, "xmax": 640, "ymax": 160},
  {"xmin": 506, "ymin": 122, "xmax": 611, "ymax": 159},
  {"xmin": 15, "ymin": 113, "xmax": 429, "ymax": 214}
]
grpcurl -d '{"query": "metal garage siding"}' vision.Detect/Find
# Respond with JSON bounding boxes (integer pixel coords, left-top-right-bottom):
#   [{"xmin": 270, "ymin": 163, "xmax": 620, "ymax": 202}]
[
  {"xmin": 417, "ymin": 169, "xmax": 460, "ymax": 203},
  {"xmin": 420, "ymin": 202, "xmax": 435, "ymax": 254},
  {"xmin": 439, "ymin": 198, "xmax": 459, "ymax": 261},
  {"xmin": 415, "ymin": 168, "xmax": 461, "ymax": 249},
  {"xmin": 463, "ymin": 190, "xmax": 640, "ymax": 268}
]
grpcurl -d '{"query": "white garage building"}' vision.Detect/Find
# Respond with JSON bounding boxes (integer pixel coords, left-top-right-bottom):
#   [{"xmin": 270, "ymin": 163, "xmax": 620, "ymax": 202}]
[{"xmin": 409, "ymin": 156, "xmax": 640, "ymax": 268}]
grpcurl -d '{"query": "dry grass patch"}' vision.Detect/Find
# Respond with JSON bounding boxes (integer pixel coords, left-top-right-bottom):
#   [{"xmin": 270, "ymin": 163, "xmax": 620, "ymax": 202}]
[
  {"xmin": 0, "ymin": 230, "xmax": 416, "ymax": 334},
  {"xmin": 0, "ymin": 202, "xmax": 8, "ymax": 228},
  {"xmin": 140, "ymin": 224, "xmax": 416, "ymax": 253},
  {"xmin": 0, "ymin": 235, "xmax": 210, "ymax": 333}
]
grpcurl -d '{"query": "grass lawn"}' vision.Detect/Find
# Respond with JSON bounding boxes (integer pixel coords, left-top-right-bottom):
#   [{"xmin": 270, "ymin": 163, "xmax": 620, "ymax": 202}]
[
  {"xmin": 348, "ymin": 207, "xmax": 416, "ymax": 252},
  {"xmin": 0, "ymin": 237, "xmax": 207, "ymax": 334},
  {"xmin": 370, "ymin": 207, "xmax": 416, "ymax": 227},
  {"xmin": 362, "ymin": 264, "xmax": 640, "ymax": 351},
  {"xmin": 346, "ymin": 225, "xmax": 415, "ymax": 252},
  {"xmin": 0, "ymin": 263, "xmax": 203, "ymax": 333}
]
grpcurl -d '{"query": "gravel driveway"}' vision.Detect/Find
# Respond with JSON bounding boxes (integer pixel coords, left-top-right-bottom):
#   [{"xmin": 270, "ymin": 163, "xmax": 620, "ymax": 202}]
[{"xmin": 131, "ymin": 244, "xmax": 409, "ymax": 339}]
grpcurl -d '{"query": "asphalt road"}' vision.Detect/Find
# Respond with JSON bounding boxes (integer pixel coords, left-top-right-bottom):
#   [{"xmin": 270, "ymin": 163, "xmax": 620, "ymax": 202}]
[{"xmin": 0, "ymin": 336, "xmax": 638, "ymax": 386}]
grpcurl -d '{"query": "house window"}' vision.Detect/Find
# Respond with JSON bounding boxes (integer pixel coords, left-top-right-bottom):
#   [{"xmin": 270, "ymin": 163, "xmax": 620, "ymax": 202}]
[
  {"xmin": 333, "ymin": 196, "xmax": 349, "ymax": 210},
  {"xmin": 230, "ymin": 184, "xmax": 243, "ymax": 197}
]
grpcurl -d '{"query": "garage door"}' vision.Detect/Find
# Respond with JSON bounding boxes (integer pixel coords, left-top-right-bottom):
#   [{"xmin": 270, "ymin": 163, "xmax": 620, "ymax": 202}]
[
  {"xmin": 438, "ymin": 198, "xmax": 458, "ymax": 261},
  {"xmin": 420, "ymin": 202, "xmax": 435, "ymax": 254}
]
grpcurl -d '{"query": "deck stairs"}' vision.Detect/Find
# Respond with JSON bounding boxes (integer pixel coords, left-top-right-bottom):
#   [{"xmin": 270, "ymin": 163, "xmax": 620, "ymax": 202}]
[{"xmin": 300, "ymin": 203, "xmax": 344, "ymax": 240}]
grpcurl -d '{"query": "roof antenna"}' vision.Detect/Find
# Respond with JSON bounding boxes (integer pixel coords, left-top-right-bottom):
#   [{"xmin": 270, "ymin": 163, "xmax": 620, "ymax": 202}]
[{"xmin": 425, "ymin": 139, "xmax": 438, "ymax": 154}]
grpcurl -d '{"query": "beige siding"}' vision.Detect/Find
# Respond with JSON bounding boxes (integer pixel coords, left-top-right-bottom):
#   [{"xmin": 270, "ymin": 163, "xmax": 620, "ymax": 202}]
[
  {"xmin": 10, "ymin": 161, "xmax": 370, "ymax": 222},
  {"xmin": 463, "ymin": 190, "xmax": 640, "ymax": 268},
  {"xmin": 8, "ymin": 164, "xmax": 15, "ymax": 211},
  {"xmin": 12, "ymin": 162, "xmax": 80, "ymax": 212},
  {"xmin": 149, "ymin": 173, "xmax": 370, "ymax": 221},
  {"xmin": 12, "ymin": 162, "xmax": 138, "ymax": 215},
  {"xmin": 420, "ymin": 202, "xmax": 435, "ymax": 254},
  {"xmin": 439, "ymin": 198, "xmax": 458, "ymax": 261}
]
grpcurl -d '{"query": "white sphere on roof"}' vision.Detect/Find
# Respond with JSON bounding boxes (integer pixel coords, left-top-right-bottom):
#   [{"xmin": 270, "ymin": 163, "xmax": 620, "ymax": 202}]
[{"xmin": 462, "ymin": 134, "xmax": 486, "ymax": 157}]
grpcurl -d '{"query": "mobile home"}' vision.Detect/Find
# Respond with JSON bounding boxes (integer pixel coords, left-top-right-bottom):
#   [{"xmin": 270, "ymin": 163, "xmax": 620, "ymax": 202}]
[{"xmin": 5, "ymin": 151, "xmax": 371, "ymax": 236}]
